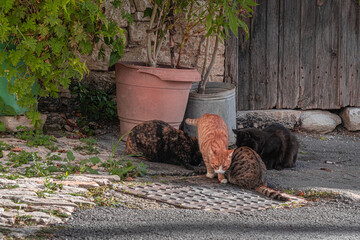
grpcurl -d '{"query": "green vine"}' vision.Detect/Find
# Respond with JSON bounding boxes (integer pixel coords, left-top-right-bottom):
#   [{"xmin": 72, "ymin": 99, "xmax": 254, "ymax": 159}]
[{"xmin": 0, "ymin": 0, "xmax": 126, "ymax": 128}]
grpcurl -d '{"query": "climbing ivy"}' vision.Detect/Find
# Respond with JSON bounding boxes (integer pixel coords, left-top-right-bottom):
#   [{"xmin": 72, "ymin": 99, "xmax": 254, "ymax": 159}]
[{"xmin": 0, "ymin": 0, "xmax": 126, "ymax": 128}]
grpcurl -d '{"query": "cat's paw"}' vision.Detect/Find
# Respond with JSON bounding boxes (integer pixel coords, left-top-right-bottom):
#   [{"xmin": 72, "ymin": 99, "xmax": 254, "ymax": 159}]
[
  {"xmin": 220, "ymin": 178, "xmax": 228, "ymax": 184},
  {"xmin": 206, "ymin": 173, "xmax": 215, "ymax": 178}
]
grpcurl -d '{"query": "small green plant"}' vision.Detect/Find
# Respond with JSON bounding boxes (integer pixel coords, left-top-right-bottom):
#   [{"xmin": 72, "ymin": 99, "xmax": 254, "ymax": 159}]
[
  {"xmin": 0, "ymin": 163, "xmax": 8, "ymax": 173},
  {"xmin": 43, "ymin": 177, "xmax": 63, "ymax": 193},
  {"xmin": 15, "ymin": 214, "xmax": 33, "ymax": 225},
  {"xmin": 1, "ymin": 184, "xmax": 19, "ymax": 189},
  {"xmin": 40, "ymin": 209, "xmax": 69, "ymax": 219},
  {"xmin": 72, "ymin": 82, "xmax": 118, "ymax": 122},
  {"xmin": 109, "ymin": 133, "xmax": 129, "ymax": 161},
  {"xmin": 7, "ymin": 151, "xmax": 41, "ymax": 167},
  {"xmin": 16, "ymin": 126, "xmax": 58, "ymax": 151},
  {"xmin": 73, "ymin": 137, "xmax": 99, "ymax": 154},
  {"xmin": 2, "ymin": 173, "xmax": 22, "ymax": 180},
  {"xmin": 101, "ymin": 158, "xmax": 147, "ymax": 180},
  {"xmin": 284, "ymin": 188, "xmax": 340, "ymax": 202},
  {"xmin": 24, "ymin": 158, "xmax": 53, "ymax": 177},
  {"xmin": 0, "ymin": 140, "xmax": 13, "ymax": 158},
  {"xmin": 83, "ymin": 186, "xmax": 120, "ymax": 208}
]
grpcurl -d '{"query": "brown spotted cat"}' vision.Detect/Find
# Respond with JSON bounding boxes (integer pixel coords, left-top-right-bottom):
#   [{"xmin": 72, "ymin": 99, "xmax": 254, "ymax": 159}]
[
  {"xmin": 185, "ymin": 113, "xmax": 234, "ymax": 184},
  {"xmin": 126, "ymin": 120, "xmax": 203, "ymax": 170},
  {"xmin": 225, "ymin": 146, "xmax": 290, "ymax": 201}
]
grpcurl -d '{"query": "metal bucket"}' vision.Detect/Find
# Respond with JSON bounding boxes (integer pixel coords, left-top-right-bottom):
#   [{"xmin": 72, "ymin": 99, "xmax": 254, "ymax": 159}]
[{"xmin": 183, "ymin": 82, "xmax": 237, "ymax": 145}]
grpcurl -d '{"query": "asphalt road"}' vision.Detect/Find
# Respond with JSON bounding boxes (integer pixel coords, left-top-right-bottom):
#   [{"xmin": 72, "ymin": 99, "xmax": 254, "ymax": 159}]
[{"xmin": 53, "ymin": 131, "xmax": 360, "ymax": 239}]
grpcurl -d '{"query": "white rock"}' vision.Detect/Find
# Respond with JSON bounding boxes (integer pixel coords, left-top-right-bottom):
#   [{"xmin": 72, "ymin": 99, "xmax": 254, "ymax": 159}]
[
  {"xmin": 300, "ymin": 110, "xmax": 341, "ymax": 133},
  {"xmin": 340, "ymin": 107, "xmax": 360, "ymax": 131},
  {"xmin": 0, "ymin": 114, "xmax": 47, "ymax": 132}
]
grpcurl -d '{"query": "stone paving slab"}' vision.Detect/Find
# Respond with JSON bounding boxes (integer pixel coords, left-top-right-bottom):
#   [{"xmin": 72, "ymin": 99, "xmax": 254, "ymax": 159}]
[{"xmin": 116, "ymin": 182, "xmax": 306, "ymax": 214}]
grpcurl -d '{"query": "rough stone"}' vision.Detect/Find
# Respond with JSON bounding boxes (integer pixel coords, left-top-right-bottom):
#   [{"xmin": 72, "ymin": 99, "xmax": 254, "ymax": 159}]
[
  {"xmin": 133, "ymin": 11, "xmax": 150, "ymax": 21},
  {"xmin": 300, "ymin": 110, "xmax": 341, "ymax": 133},
  {"xmin": 236, "ymin": 110, "xmax": 302, "ymax": 129},
  {"xmin": 133, "ymin": 0, "xmax": 152, "ymax": 11},
  {"xmin": 0, "ymin": 114, "xmax": 47, "ymax": 132},
  {"xmin": 82, "ymin": 71, "xmax": 116, "ymax": 93},
  {"xmin": 340, "ymin": 107, "xmax": 360, "ymax": 131},
  {"xmin": 117, "ymin": 46, "xmax": 148, "ymax": 64},
  {"xmin": 128, "ymin": 22, "xmax": 150, "ymax": 44}
]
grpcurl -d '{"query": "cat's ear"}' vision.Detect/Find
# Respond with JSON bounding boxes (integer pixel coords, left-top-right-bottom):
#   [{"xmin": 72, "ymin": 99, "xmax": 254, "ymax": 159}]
[
  {"xmin": 232, "ymin": 129, "xmax": 240, "ymax": 134},
  {"xmin": 228, "ymin": 149, "xmax": 235, "ymax": 157}
]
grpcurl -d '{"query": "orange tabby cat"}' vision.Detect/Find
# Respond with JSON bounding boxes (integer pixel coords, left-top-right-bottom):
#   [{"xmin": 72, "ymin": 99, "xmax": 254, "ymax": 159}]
[{"xmin": 186, "ymin": 113, "xmax": 234, "ymax": 183}]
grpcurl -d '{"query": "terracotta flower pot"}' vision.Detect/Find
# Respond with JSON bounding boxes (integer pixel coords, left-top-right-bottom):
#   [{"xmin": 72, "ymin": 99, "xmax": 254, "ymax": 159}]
[{"xmin": 115, "ymin": 62, "xmax": 201, "ymax": 138}]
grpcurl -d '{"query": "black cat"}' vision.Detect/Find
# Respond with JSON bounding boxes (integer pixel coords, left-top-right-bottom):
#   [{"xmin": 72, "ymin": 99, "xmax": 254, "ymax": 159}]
[
  {"xmin": 232, "ymin": 123, "xmax": 299, "ymax": 170},
  {"xmin": 126, "ymin": 120, "xmax": 203, "ymax": 170}
]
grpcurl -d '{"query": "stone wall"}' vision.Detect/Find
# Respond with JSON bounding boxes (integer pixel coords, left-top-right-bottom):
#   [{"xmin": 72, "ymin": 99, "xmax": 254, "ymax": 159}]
[{"xmin": 82, "ymin": 0, "xmax": 225, "ymax": 82}]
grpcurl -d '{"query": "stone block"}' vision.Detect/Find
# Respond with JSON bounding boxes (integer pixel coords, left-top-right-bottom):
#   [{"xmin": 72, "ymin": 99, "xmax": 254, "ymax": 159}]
[
  {"xmin": 128, "ymin": 22, "xmax": 150, "ymax": 44},
  {"xmin": 236, "ymin": 110, "xmax": 302, "ymax": 129},
  {"xmin": 122, "ymin": 47, "xmax": 148, "ymax": 63},
  {"xmin": 133, "ymin": 12, "xmax": 150, "ymax": 21},
  {"xmin": 300, "ymin": 110, "xmax": 341, "ymax": 133},
  {"xmin": 133, "ymin": 0, "xmax": 152, "ymax": 11},
  {"xmin": 0, "ymin": 114, "xmax": 47, "ymax": 132},
  {"xmin": 340, "ymin": 107, "xmax": 360, "ymax": 131}
]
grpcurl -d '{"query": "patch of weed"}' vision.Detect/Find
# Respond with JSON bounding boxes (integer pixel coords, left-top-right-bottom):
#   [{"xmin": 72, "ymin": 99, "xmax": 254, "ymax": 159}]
[
  {"xmin": 7, "ymin": 151, "xmax": 41, "ymax": 167},
  {"xmin": 16, "ymin": 126, "xmax": 58, "ymax": 151},
  {"xmin": 1, "ymin": 184, "xmax": 19, "ymax": 189},
  {"xmin": 101, "ymin": 158, "xmax": 147, "ymax": 180},
  {"xmin": 73, "ymin": 137, "xmax": 99, "ymax": 154},
  {"xmin": 15, "ymin": 214, "xmax": 33, "ymax": 225},
  {"xmin": 284, "ymin": 188, "xmax": 340, "ymax": 202},
  {"xmin": 72, "ymin": 82, "xmax": 118, "ymax": 122},
  {"xmin": 84, "ymin": 186, "xmax": 120, "ymax": 208},
  {"xmin": 0, "ymin": 140, "xmax": 13, "ymax": 158}
]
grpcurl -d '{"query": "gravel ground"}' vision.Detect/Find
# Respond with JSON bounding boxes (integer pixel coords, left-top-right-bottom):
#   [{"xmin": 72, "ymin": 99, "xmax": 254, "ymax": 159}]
[
  {"xmin": 52, "ymin": 130, "xmax": 360, "ymax": 239},
  {"xmin": 53, "ymin": 199, "xmax": 360, "ymax": 240}
]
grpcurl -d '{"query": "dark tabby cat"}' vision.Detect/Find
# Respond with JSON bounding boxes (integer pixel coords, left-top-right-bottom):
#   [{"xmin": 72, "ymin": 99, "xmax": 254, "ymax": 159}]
[
  {"xmin": 225, "ymin": 146, "xmax": 290, "ymax": 201},
  {"xmin": 232, "ymin": 123, "xmax": 299, "ymax": 170},
  {"xmin": 126, "ymin": 120, "xmax": 203, "ymax": 170}
]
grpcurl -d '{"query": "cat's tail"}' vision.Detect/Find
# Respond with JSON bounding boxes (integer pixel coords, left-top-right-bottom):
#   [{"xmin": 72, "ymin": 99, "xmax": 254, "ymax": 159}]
[
  {"xmin": 255, "ymin": 186, "xmax": 291, "ymax": 202},
  {"xmin": 185, "ymin": 118, "xmax": 199, "ymax": 126}
]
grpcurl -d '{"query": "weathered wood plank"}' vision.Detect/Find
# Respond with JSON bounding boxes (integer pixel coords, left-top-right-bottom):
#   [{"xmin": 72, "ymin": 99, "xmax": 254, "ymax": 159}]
[
  {"xmin": 235, "ymin": 0, "xmax": 360, "ymax": 111},
  {"xmin": 277, "ymin": 0, "xmax": 300, "ymax": 109},
  {"xmin": 224, "ymin": 32, "xmax": 238, "ymax": 85},
  {"xmin": 313, "ymin": 0, "xmax": 339, "ymax": 109},
  {"xmin": 265, "ymin": 0, "xmax": 279, "ymax": 109},
  {"xmin": 347, "ymin": 1, "xmax": 360, "ymax": 106},
  {"xmin": 237, "ymin": 20, "xmax": 251, "ymax": 110},
  {"xmin": 250, "ymin": 0, "xmax": 268, "ymax": 109},
  {"xmin": 299, "ymin": 0, "xmax": 316, "ymax": 109},
  {"xmin": 338, "ymin": 0, "xmax": 349, "ymax": 107}
]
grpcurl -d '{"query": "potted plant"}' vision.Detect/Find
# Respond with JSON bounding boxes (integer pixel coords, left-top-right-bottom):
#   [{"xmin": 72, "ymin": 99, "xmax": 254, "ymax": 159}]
[
  {"xmin": 115, "ymin": 0, "xmax": 256, "ymax": 138},
  {"xmin": 0, "ymin": 0, "xmax": 126, "ymax": 129},
  {"xmin": 180, "ymin": 0, "xmax": 256, "ymax": 145}
]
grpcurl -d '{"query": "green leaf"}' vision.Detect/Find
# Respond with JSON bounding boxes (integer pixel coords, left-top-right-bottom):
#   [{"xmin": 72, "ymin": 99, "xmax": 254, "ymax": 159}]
[
  {"xmin": 109, "ymin": 51, "xmax": 121, "ymax": 67},
  {"xmin": 228, "ymin": 11, "xmax": 238, "ymax": 36},
  {"xmin": 67, "ymin": 150, "xmax": 75, "ymax": 161},
  {"xmin": 3, "ymin": 105, "xmax": 16, "ymax": 115},
  {"xmin": 206, "ymin": 14, "xmax": 212, "ymax": 32},
  {"xmin": 87, "ymin": 168, "xmax": 99, "ymax": 174},
  {"xmin": 0, "ymin": 97, "xmax": 5, "ymax": 110},
  {"xmin": 0, "ymin": 121, "xmax": 6, "ymax": 132},
  {"xmin": 90, "ymin": 157, "xmax": 101, "ymax": 164}
]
